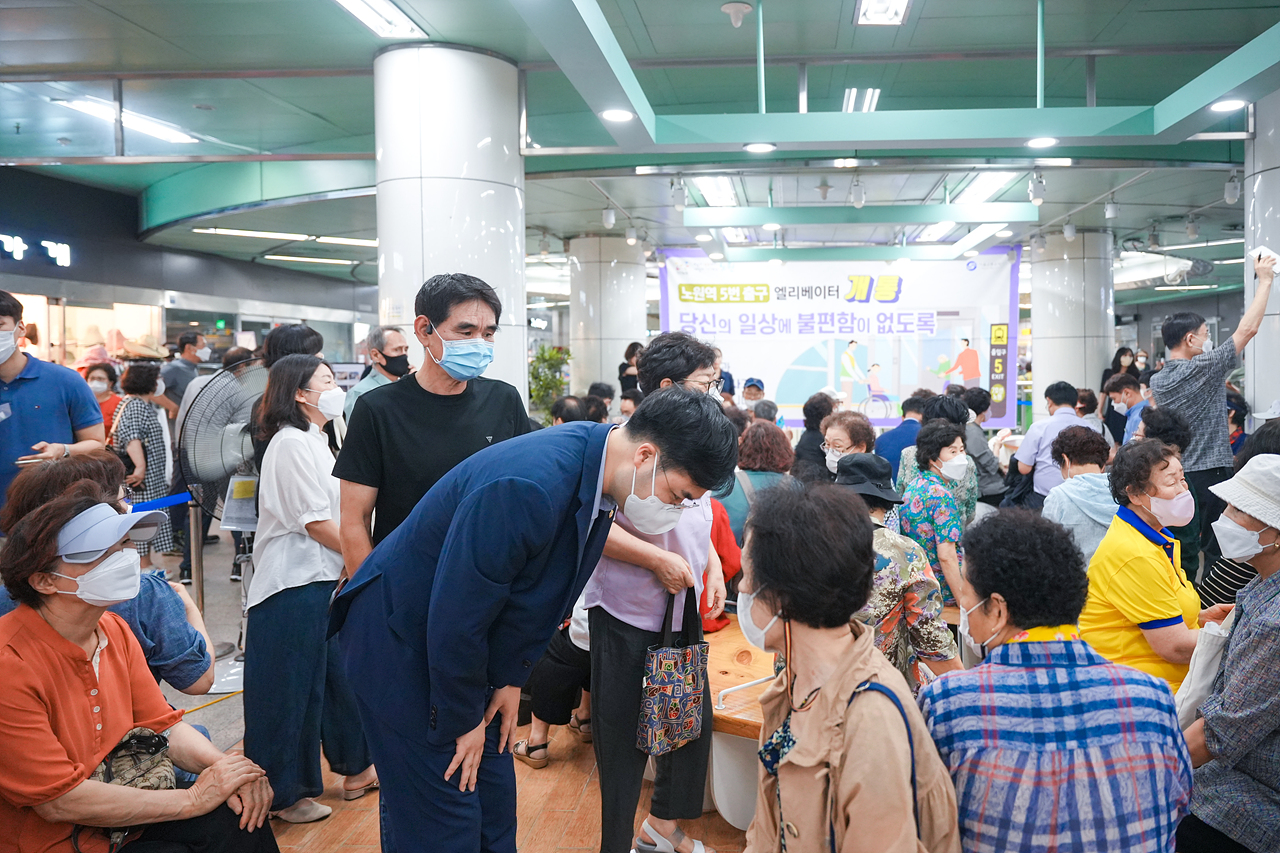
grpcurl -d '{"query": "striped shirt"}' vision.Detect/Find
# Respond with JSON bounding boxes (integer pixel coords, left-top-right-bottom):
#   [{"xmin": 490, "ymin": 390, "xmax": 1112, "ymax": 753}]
[{"xmin": 918, "ymin": 633, "xmax": 1192, "ymax": 853}]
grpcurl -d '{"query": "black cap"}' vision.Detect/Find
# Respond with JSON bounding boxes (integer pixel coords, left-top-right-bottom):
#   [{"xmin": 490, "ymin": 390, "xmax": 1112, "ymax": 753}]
[{"xmin": 833, "ymin": 453, "xmax": 902, "ymax": 504}]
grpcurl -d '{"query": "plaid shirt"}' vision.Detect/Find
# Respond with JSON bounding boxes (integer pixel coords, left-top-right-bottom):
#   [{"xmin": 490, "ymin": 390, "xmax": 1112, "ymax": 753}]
[
  {"xmin": 918, "ymin": 634, "xmax": 1191, "ymax": 852},
  {"xmin": 1191, "ymin": 569, "xmax": 1280, "ymax": 853}
]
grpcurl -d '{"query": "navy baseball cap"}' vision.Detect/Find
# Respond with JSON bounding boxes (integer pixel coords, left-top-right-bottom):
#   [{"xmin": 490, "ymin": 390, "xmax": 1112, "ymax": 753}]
[{"xmin": 743, "ymin": 377, "xmax": 764, "ymax": 390}]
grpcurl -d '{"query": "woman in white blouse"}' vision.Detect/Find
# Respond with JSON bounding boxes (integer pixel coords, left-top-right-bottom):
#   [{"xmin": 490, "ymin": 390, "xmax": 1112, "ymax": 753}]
[{"xmin": 243, "ymin": 354, "xmax": 377, "ymax": 823}]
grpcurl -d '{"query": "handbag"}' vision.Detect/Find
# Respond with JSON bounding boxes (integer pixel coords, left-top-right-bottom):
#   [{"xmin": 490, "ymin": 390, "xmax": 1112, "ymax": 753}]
[
  {"xmin": 637, "ymin": 590, "xmax": 709, "ymax": 756},
  {"xmin": 1175, "ymin": 607, "xmax": 1236, "ymax": 729},
  {"xmin": 107, "ymin": 401, "xmax": 136, "ymax": 477},
  {"xmin": 72, "ymin": 727, "xmax": 175, "ymax": 853}
]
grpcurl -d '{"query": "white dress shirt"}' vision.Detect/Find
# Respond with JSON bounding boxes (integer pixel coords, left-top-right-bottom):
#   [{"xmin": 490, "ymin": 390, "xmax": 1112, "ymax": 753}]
[{"xmin": 249, "ymin": 422, "xmax": 343, "ymax": 609}]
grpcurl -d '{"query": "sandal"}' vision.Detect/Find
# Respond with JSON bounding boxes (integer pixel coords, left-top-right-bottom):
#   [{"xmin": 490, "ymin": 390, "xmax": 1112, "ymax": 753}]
[
  {"xmin": 512, "ymin": 739, "xmax": 549, "ymax": 769},
  {"xmin": 567, "ymin": 713, "xmax": 592, "ymax": 743},
  {"xmin": 634, "ymin": 818, "xmax": 713, "ymax": 853}
]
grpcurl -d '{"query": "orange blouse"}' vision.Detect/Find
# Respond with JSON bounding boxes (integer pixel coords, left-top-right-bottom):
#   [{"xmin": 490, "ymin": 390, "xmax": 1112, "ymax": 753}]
[{"xmin": 0, "ymin": 605, "xmax": 182, "ymax": 853}]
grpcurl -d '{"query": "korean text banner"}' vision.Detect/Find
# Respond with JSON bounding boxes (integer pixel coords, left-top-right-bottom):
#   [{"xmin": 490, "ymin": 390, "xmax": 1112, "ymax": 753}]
[{"xmin": 659, "ymin": 249, "xmax": 1019, "ymax": 429}]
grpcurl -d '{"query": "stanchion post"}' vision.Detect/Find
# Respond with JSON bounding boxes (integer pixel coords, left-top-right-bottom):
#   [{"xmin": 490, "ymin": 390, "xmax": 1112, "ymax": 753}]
[{"xmin": 188, "ymin": 500, "xmax": 205, "ymax": 613}]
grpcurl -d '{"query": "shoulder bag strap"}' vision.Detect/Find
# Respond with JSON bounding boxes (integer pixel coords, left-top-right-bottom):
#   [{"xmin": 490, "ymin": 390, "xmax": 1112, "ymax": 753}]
[
  {"xmin": 829, "ymin": 679, "xmax": 919, "ymax": 852},
  {"xmin": 734, "ymin": 469, "xmax": 756, "ymax": 504}
]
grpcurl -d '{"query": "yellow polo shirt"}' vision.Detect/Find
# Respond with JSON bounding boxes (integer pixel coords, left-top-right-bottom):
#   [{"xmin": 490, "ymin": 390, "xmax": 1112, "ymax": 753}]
[{"xmin": 1079, "ymin": 507, "xmax": 1200, "ymax": 691}]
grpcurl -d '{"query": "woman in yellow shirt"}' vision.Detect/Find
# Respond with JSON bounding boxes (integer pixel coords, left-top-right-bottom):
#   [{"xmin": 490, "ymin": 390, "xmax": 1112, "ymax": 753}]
[{"xmin": 1080, "ymin": 439, "xmax": 1233, "ymax": 691}]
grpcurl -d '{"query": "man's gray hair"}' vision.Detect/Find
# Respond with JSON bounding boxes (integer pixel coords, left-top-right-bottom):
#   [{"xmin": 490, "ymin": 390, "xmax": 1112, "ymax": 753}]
[{"xmin": 366, "ymin": 325, "xmax": 404, "ymax": 355}]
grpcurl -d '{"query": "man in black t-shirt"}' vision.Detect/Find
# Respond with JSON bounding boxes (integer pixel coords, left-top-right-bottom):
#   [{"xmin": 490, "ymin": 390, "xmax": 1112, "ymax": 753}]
[{"xmin": 334, "ymin": 273, "xmax": 529, "ymax": 575}]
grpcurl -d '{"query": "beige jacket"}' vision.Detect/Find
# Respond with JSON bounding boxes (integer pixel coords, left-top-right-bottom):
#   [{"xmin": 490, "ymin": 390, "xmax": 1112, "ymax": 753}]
[{"xmin": 744, "ymin": 622, "xmax": 960, "ymax": 853}]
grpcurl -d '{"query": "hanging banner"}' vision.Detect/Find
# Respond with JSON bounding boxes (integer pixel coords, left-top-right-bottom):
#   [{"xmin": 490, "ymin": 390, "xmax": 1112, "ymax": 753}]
[{"xmin": 659, "ymin": 248, "xmax": 1019, "ymax": 429}]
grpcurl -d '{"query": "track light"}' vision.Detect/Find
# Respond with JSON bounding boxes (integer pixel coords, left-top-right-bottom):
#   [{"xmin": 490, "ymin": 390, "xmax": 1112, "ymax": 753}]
[
  {"xmin": 816, "ymin": 178, "xmax": 832, "ymax": 201},
  {"xmin": 672, "ymin": 183, "xmax": 687, "ymax": 212},
  {"xmin": 850, "ymin": 179, "xmax": 866, "ymax": 209},
  {"xmin": 538, "ymin": 236, "xmax": 550, "ymax": 255},
  {"xmin": 1225, "ymin": 170, "xmax": 1241, "ymax": 205},
  {"xmin": 1032, "ymin": 234, "xmax": 1047, "ymax": 253},
  {"xmin": 1185, "ymin": 218, "xmax": 1199, "ymax": 240},
  {"xmin": 625, "ymin": 227, "xmax": 637, "ymax": 246},
  {"xmin": 1104, "ymin": 196, "xmax": 1119, "ymax": 219},
  {"xmin": 1148, "ymin": 227, "xmax": 1160, "ymax": 249},
  {"xmin": 1063, "ymin": 221, "xmax": 1076, "ymax": 242},
  {"xmin": 602, "ymin": 208, "xmax": 616, "ymax": 229},
  {"xmin": 1028, "ymin": 173, "xmax": 1046, "ymax": 206}
]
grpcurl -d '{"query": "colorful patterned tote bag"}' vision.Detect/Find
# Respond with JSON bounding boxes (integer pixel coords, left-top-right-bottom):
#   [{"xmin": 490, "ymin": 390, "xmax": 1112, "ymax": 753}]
[{"xmin": 637, "ymin": 589, "xmax": 710, "ymax": 756}]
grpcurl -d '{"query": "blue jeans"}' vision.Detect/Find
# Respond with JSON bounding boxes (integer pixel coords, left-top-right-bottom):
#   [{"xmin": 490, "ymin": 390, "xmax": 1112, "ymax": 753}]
[{"xmin": 243, "ymin": 581, "xmax": 371, "ymax": 810}]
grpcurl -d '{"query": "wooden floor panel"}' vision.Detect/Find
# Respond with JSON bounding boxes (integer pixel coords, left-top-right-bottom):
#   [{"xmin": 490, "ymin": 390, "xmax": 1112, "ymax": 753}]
[{"xmin": 270, "ymin": 723, "xmax": 747, "ymax": 851}]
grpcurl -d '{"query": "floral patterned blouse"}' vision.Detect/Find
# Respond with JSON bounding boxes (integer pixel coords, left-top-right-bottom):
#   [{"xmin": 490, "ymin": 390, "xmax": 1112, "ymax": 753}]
[
  {"xmin": 895, "ymin": 445, "xmax": 979, "ymax": 526},
  {"xmin": 898, "ymin": 469, "xmax": 965, "ymax": 606},
  {"xmin": 856, "ymin": 523, "xmax": 959, "ymax": 693}
]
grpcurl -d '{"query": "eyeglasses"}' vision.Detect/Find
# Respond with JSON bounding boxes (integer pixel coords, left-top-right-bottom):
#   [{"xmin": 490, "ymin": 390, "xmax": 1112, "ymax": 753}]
[
  {"xmin": 820, "ymin": 442, "xmax": 850, "ymax": 454},
  {"xmin": 121, "ymin": 485, "xmax": 136, "ymax": 505},
  {"xmin": 681, "ymin": 377, "xmax": 724, "ymax": 394}
]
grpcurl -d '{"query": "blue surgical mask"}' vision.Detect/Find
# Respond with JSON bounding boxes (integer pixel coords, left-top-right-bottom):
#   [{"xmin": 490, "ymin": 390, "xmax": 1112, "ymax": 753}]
[{"xmin": 428, "ymin": 333, "xmax": 494, "ymax": 381}]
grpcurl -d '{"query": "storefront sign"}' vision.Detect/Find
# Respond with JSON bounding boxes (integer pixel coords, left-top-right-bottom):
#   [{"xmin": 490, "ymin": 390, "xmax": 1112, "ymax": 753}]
[
  {"xmin": 660, "ymin": 249, "xmax": 1019, "ymax": 428},
  {"xmin": 0, "ymin": 232, "xmax": 72, "ymax": 267}
]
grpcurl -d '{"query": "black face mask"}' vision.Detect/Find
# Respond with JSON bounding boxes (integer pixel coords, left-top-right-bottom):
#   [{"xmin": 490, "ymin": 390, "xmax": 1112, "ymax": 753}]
[{"xmin": 379, "ymin": 353, "xmax": 411, "ymax": 377}]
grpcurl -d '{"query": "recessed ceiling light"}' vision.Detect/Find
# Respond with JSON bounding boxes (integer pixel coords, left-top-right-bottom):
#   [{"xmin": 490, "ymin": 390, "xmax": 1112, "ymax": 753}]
[
  {"xmin": 1211, "ymin": 99, "xmax": 1247, "ymax": 112},
  {"xmin": 768, "ymin": 257, "xmax": 784, "ymax": 266},
  {"xmin": 194, "ymin": 227, "xmax": 310, "ymax": 241},
  {"xmin": 917, "ymin": 220, "xmax": 956, "ymax": 242},
  {"xmin": 708, "ymin": 251, "xmax": 725, "ymax": 260},
  {"xmin": 996, "ymin": 229, "xmax": 1013, "ymax": 238},
  {"xmin": 743, "ymin": 142, "xmax": 777, "ymax": 153},
  {"xmin": 331, "ymin": 0, "xmax": 425, "ymax": 38},
  {"xmin": 692, "ymin": 176, "xmax": 739, "ymax": 207},
  {"xmin": 1026, "ymin": 137, "xmax": 1058, "ymax": 148},
  {"xmin": 53, "ymin": 99, "xmax": 199, "ymax": 144},
  {"xmin": 858, "ymin": 0, "xmax": 910, "ymax": 25},
  {"xmin": 955, "ymin": 172, "xmax": 1017, "ymax": 204},
  {"xmin": 761, "ymin": 222, "xmax": 782, "ymax": 232},
  {"xmin": 263, "ymin": 254, "xmax": 357, "ymax": 265},
  {"xmin": 694, "ymin": 233, "xmax": 714, "ymax": 242},
  {"xmin": 963, "ymin": 250, "xmax": 979, "ymax": 257},
  {"xmin": 600, "ymin": 109, "xmax": 634, "ymax": 122},
  {"xmin": 316, "ymin": 235, "xmax": 379, "ymax": 247}
]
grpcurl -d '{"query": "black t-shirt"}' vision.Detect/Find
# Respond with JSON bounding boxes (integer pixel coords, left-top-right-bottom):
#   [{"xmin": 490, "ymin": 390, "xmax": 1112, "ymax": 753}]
[
  {"xmin": 618, "ymin": 363, "xmax": 639, "ymax": 393},
  {"xmin": 333, "ymin": 375, "xmax": 530, "ymax": 543}
]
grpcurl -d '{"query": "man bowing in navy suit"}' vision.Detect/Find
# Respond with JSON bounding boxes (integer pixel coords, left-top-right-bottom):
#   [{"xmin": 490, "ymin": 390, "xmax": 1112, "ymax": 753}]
[{"xmin": 329, "ymin": 388, "xmax": 738, "ymax": 853}]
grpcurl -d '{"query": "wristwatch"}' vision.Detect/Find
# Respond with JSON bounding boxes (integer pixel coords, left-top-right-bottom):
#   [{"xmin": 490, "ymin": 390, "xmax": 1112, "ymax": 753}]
[{"xmin": 61, "ymin": 444, "xmax": 70, "ymax": 458}]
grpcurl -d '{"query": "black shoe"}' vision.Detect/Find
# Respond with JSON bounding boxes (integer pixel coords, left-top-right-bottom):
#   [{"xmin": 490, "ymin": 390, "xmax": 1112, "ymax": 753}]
[
  {"xmin": 203, "ymin": 534, "xmax": 221, "ymax": 546},
  {"xmin": 230, "ymin": 563, "xmax": 242, "ymax": 582},
  {"xmin": 180, "ymin": 568, "xmax": 192, "ymax": 585}
]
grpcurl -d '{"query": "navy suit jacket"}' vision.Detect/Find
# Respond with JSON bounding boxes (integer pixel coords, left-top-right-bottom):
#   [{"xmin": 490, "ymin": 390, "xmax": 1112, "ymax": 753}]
[{"xmin": 329, "ymin": 421, "xmax": 615, "ymax": 746}]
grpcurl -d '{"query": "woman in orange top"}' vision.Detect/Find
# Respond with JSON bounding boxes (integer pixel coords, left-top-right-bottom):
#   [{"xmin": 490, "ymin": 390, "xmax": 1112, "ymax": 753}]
[
  {"xmin": 84, "ymin": 363, "xmax": 123, "ymax": 437},
  {"xmin": 0, "ymin": 484, "xmax": 279, "ymax": 853}
]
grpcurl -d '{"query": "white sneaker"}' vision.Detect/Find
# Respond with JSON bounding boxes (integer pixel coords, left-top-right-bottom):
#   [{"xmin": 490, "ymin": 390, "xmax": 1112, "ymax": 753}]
[{"xmin": 270, "ymin": 798, "xmax": 332, "ymax": 823}]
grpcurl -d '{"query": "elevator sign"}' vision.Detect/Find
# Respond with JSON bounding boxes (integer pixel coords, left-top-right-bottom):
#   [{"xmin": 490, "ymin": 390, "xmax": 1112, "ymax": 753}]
[
  {"xmin": 988, "ymin": 323, "xmax": 1010, "ymax": 419},
  {"xmin": 0, "ymin": 233, "xmax": 72, "ymax": 267}
]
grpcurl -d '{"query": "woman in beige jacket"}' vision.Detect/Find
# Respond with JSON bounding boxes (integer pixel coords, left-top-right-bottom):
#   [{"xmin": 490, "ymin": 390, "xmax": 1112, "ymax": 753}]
[{"xmin": 738, "ymin": 485, "xmax": 960, "ymax": 853}]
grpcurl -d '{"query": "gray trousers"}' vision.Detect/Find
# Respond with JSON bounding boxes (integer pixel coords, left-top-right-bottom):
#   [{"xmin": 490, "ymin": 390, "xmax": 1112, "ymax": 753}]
[{"xmin": 588, "ymin": 606, "xmax": 713, "ymax": 853}]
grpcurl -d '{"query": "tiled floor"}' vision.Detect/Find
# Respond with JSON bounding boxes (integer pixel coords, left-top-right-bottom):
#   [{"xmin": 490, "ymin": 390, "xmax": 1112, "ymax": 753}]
[{"xmin": 271, "ymin": 722, "xmax": 747, "ymax": 852}]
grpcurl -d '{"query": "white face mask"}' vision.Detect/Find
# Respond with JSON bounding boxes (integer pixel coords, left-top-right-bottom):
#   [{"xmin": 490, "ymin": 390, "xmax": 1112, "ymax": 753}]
[
  {"xmin": 737, "ymin": 588, "xmax": 779, "ymax": 651},
  {"xmin": 825, "ymin": 447, "xmax": 845, "ymax": 474},
  {"xmin": 624, "ymin": 453, "xmax": 687, "ymax": 535},
  {"xmin": 958, "ymin": 597, "xmax": 998, "ymax": 658},
  {"xmin": 195, "ymin": 346, "xmax": 212, "ymax": 362},
  {"xmin": 938, "ymin": 454, "xmax": 968, "ymax": 482},
  {"xmin": 52, "ymin": 548, "xmax": 142, "ymax": 607},
  {"xmin": 153, "ymin": 378, "xmax": 166, "ymax": 398},
  {"xmin": 303, "ymin": 386, "xmax": 346, "ymax": 422},
  {"xmin": 88, "ymin": 379, "xmax": 110, "ymax": 395},
  {"xmin": 0, "ymin": 328, "xmax": 16, "ymax": 363},
  {"xmin": 1112, "ymin": 398, "xmax": 1129, "ymax": 416},
  {"xmin": 1190, "ymin": 333, "xmax": 1213, "ymax": 353},
  {"xmin": 1212, "ymin": 515, "xmax": 1276, "ymax": 562}
]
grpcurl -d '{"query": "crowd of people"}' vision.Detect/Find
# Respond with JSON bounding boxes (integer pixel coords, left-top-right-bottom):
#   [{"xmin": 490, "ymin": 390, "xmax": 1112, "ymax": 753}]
[{"xmin": 1, "ymin": 253, "xmax": 1279, "ymax": 853}]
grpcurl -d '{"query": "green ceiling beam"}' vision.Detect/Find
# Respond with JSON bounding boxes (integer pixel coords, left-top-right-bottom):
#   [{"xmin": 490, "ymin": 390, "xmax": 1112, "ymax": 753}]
[
  {"xmin": 723, "ymin": 224, "xmax": 1008, "ymax": 263},
  {"xmin": 1154, "ymin": 19, "xmax": 1280, "ymax": 140},
  {"xmin": 683, "ymin": 203, "xmax": 1039, "ymax": 228},
  {"xmin": 1115, "ymin": 281, "xmax": 1243, "ymax": 305},
  {"xmin": 510, "ymin": 0, "xmax": 655, "ymax": 148}
]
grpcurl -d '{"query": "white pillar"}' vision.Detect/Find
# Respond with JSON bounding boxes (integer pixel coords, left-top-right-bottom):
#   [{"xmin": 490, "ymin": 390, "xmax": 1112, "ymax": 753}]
[
  {"xmin": 1029, "ymin": 231, "xmax": 1114, "ymax": 420},
  {"xmin": 567, "ymin": 236, "xmax": 648, "ymax": 399},
  {"xmin": 1244, "ymin": 89, "xmax": 1280, "ymax": 421},
  {"xmin": 373, "ymin": 43, "xmax": 527, "ymax": 400}
]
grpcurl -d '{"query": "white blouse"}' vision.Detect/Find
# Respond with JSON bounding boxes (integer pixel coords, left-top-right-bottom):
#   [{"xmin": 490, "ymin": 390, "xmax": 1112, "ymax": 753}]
[{"xmin": 249, "ymin": 423, "xmax": 343, "ymax": 609}]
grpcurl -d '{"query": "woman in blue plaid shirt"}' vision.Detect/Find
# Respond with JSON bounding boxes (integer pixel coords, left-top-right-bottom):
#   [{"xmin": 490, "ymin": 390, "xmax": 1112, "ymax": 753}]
[{"xmin": 917, "ymin": 510, "xmax": 1191, "ymax": 853}]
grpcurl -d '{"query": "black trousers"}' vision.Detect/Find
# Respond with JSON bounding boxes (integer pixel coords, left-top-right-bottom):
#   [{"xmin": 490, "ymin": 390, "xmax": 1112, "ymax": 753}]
[
  {"xmin": 1170, "ymin": 466, "xmax": 1232, "ymax": 585},
  {"xmin": 526, "ymin": 626, "xmax": 591, "ymax": 726},
  {"xmin": 1175, "ymin": 813, "xmax": 1254, "ymax": 853},
  {"xmin": 126, "ymin": 804, "xmax": 280, "ymax": 853},
  {"xmin": 589, "ymin": 606, "xmax": 712, "ymax": 853}
]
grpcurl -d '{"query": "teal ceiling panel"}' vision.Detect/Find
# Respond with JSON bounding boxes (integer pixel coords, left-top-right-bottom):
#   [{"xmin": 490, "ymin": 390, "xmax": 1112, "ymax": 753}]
[{"xmin": 684, "ymin": 202, "xmax": 1040, "ymax": 228}]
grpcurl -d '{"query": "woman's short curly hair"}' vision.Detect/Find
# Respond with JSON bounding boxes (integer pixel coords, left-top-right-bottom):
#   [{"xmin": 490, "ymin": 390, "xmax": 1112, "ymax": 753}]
[
  {"xmin": 819, "ymin": 410, "xmax": 876, "ymax": 453},
  {"xmin": 1109, "ymin": 439, "xmax": 1180, "ymax": 506},
  {"xmin": 744, "ymin": 484, "xmax": 875, "ymax": 628},
  {"xmin": 1050, "ymin": 425, "xmax": 1110, "ymax": 469},
  {"xmin": 915, "ymin": 419, "xmax": 966, "ymax": 468},
  {"xmin": 120, "ymin": 361, "xmax": 160, "ymax": 396},
  {"xmin": 738, "ymin": 422, "xmax": 795, "ymax": 473},
  {"xmin": 962, "ymin": 510, "xmax": 1089, "ymax": 628},
  {"xmin": 1138, "ymin": 406, "xmax": 1191, "ymax": 453}
]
